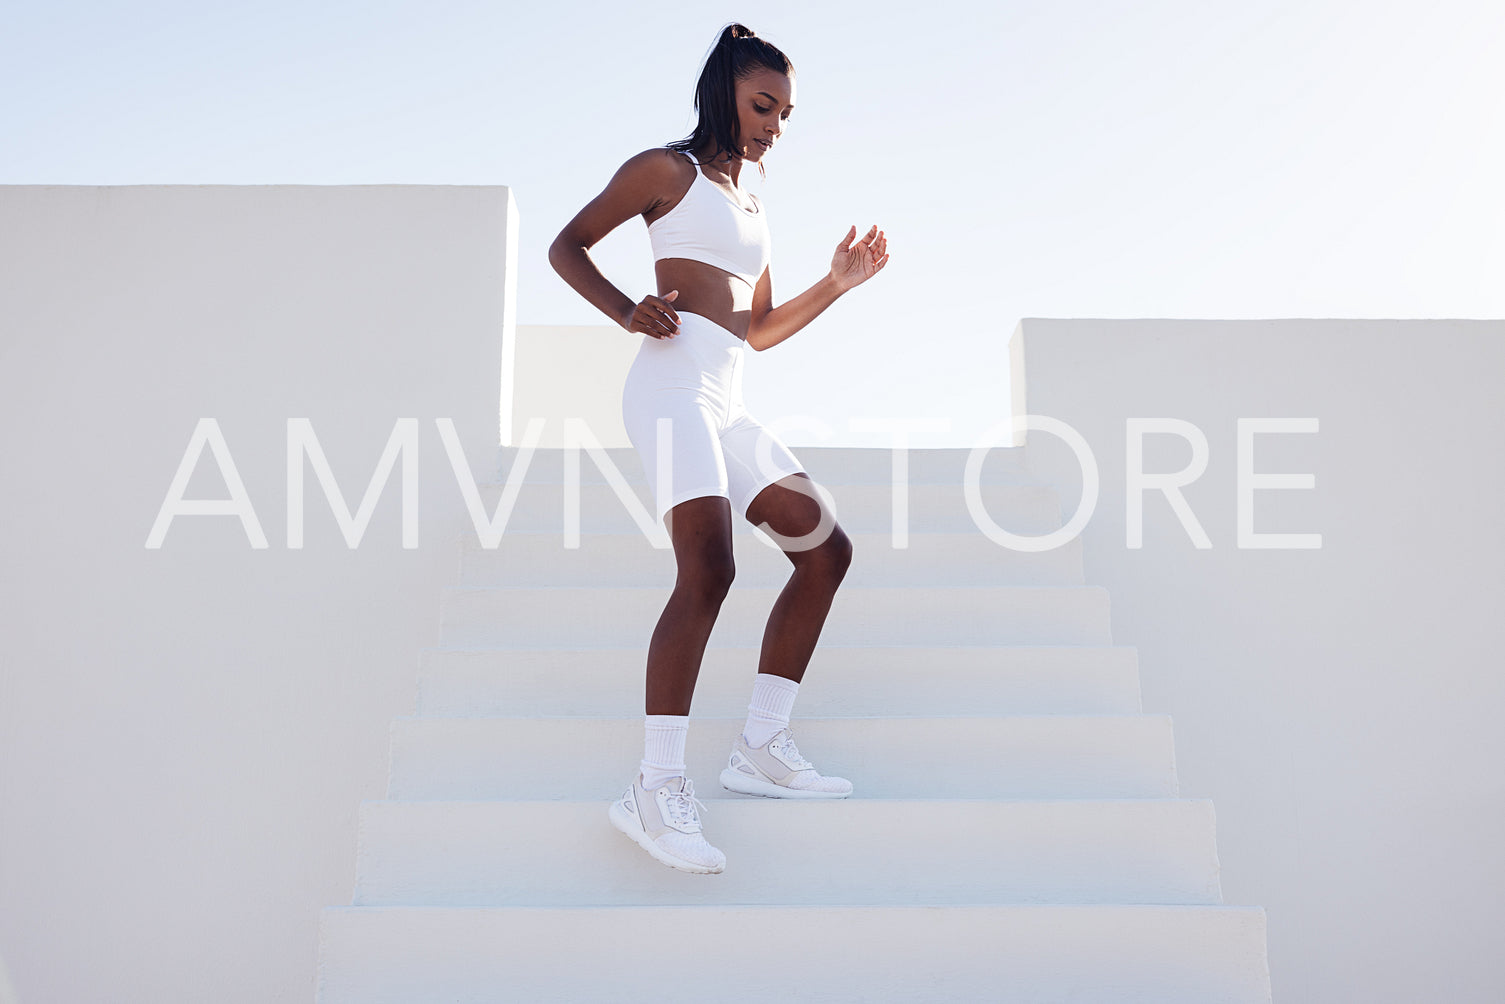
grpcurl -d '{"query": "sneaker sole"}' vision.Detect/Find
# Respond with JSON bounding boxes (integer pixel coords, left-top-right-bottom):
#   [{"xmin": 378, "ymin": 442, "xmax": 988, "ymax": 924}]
[
  {"xmin": 719, "ymin": 766, "xmax": 854, "ymax": 800},
  {"xmin": 607, "ymin": 800, "xmax": 726, "ymax": 875}
]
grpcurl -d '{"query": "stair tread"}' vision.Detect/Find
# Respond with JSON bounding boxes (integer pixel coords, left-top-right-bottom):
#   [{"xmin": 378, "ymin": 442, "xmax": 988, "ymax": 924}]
[
  {"xmin": 385, "ymin": 714, "xmax": 1181, "ymax": 801},
  {"xmin": 352, "ymin": 794, "xmax": 1222, "ymax": 907},
  {"xmin": 317, "ymin": 903, "xmax": 1272, "ymax": 1003}
]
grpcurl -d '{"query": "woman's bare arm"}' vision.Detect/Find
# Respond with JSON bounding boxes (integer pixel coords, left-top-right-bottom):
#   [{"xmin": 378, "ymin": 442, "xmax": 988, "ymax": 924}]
[
  {"xmin": 548, "ymin": 149, "xmax": 683, "ymax": 338},
  {"xmin": 745, "ymin": 269, "xmax": 843, "ymax": 352},
  {"xmin": 747, "ymin": 225, "xmax": 889, "ymax": 352}
]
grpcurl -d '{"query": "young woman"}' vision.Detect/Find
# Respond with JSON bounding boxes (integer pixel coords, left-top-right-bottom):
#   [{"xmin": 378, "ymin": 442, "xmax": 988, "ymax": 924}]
[{"xmin": 548, "ymin": 22, "xmax": 889, "ymax": 875}]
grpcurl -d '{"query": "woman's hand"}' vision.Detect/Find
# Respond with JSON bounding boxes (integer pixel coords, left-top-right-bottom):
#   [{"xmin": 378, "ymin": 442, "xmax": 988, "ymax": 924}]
[
  {"xmin": 623, "ymin": 289, "xmax": 681, "ymax": 339},
  {"xmin": 829, "ymin": 225, "xmax": 889, "ymax": 292}
]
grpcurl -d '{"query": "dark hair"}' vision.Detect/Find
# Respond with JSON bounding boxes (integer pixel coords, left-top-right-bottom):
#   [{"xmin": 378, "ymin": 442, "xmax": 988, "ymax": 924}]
[{"xmin": 668, "ymin": 23, "xmax": 793, "ymax": 180}]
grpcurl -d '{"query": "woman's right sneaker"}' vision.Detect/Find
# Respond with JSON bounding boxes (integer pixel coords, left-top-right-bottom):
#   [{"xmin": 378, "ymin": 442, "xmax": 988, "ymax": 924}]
[{"xmin": 608, "ymin": 772, "xmax": 726, "ymax": 874}]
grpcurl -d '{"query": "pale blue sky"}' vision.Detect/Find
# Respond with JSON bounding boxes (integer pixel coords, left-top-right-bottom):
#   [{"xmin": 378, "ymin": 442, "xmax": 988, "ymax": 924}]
[{"xmin": 4, "ymin": 1, "xmax": 1501, "ymax": 446}]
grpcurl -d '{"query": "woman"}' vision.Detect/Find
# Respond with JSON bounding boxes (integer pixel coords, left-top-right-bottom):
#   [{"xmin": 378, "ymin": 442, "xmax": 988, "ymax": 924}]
[{"xmin": 548, "ymin": 22, "xmax": 889, "ymax": 875}]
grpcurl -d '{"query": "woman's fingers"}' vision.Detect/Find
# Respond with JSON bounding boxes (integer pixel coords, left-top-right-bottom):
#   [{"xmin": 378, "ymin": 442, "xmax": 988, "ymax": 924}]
[
  {"xmin": 634, "ymin": 294, "xmax": 680, "ymax": 338},
  {"xmin": 649, "ymin": 301, "xmax": 679, "ymax": 338},
  {"xmin": 639, "ymin": 307, "xmax": 673, "ymax": 339},
  {"xmin": 647, "ymin": 294, "xmax": 681, "ymax": 328},
  {"xmin": 839, "ymin": 224, "xmax": 885, "ymax": 256}
]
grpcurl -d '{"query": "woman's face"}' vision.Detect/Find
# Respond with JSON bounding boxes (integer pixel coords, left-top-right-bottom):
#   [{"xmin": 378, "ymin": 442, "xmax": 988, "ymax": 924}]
[{"xmin": 734, "ymin": 68, "xmax": 795, "ymax": 163}]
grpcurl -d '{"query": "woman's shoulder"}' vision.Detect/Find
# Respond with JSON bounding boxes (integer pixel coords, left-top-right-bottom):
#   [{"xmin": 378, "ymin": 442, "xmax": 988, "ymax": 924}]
[
  {"xmin": 619, "ymin": 146, "xmax": 698, "ymax": 180},
  {"xmin": 611, "ymin": 147, "xmax": 699, "ymax": 211},
  {"xmin": 608, "ymin": 147, "xmax": 689, "ymax": 195}
]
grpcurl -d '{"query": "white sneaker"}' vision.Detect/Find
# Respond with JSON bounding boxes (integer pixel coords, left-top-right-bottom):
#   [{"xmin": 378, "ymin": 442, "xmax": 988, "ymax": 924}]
[
  {"xmin": 720, "ymin": 727, "xmax": 854, "ymax": 799},
  {"xmin": 608, "ymin": 772, "xmax": 726, "ymax": 874}
]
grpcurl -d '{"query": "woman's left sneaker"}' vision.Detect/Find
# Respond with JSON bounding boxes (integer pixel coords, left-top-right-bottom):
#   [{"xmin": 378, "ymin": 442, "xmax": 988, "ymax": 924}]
[{"xmin": 720, "ymin": 727, "xmax": 853, "ymax": 799}]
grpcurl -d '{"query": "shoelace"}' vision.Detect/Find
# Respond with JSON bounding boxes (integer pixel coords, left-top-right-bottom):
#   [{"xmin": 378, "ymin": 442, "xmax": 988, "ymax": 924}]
[
  {"xmin": 775, "ymin": 732, "xmax": 815, "ymax": 771},
  {"xmin": 662, "ymin": 779, "xmax": 709, "ymax": 828}
]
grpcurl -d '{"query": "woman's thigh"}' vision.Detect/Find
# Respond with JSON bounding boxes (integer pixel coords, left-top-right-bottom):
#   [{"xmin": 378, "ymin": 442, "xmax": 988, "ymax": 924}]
[{"xmin": 744, "ymin": 473, "xmax": 851, "ymax": 561}]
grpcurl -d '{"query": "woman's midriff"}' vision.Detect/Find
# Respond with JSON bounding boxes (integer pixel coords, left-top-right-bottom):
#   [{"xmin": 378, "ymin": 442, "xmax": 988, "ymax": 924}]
[{"xmin": 653, "ymin": 258, "xmax": 754, "ymax": 342}]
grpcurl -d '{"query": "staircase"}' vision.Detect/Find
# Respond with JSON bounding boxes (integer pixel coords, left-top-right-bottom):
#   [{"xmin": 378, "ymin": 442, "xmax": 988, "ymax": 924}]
[{"xmin": 316, "ymin": 445, "xmax": 1272, "ymax": 1002}]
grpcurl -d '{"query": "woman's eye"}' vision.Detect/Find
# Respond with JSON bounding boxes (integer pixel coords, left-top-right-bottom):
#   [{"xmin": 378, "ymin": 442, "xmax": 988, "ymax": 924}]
[{"xmin": 754, "ymin": 105, "xmax": 770, "ymax": 114}]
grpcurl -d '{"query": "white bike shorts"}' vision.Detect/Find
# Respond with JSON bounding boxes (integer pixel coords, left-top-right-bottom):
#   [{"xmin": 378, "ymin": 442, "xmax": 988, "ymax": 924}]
[{"xmin": 621, "ymin": 310, "xmax": 805, "ymax": 523}]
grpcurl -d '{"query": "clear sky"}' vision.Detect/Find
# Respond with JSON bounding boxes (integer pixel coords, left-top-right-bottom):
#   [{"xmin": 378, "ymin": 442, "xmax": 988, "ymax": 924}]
[{"xmin": 4, "ymin": 0, "xmax": 1501, "ymax": 446}]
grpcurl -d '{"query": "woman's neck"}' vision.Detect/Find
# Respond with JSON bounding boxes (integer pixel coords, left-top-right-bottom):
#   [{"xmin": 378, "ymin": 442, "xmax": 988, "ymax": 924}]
[{"xmin": 696, "ymin": 145, "xmax": 743, "ymax": 186}]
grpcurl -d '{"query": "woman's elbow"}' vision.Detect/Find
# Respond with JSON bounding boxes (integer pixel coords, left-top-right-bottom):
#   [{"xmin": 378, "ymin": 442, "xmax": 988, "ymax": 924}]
[
  {"xmin": 548, "ymin": 234, "xmax": 583, "ymax": 278},
  {"xmin": 746, "ymin": 313, "xmax": 772, "ymax": 351}
]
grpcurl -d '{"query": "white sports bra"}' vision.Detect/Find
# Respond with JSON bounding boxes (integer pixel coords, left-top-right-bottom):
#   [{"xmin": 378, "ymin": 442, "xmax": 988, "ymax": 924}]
[{"xmin": 647, "ymin": 147, "xmax": 771, "ymax": 288}]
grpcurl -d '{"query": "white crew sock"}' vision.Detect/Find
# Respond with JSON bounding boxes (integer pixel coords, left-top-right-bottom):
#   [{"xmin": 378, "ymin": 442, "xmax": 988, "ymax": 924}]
[
  {"xmin": 640, "ymin": 714, "xmax": 690, "ymax": 791},
  {"xmin": 742, "ymin": 673, "xmax": 801, "ymax": 748}
]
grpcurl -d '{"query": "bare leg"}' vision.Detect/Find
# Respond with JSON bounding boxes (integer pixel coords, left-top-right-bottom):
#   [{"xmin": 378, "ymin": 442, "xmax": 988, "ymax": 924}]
[
  {"xmin": 744, "ymin": 473, "xmax": 854, "ymax": 685},
  {"xmin": 644, "ymin": 495, "xmax": 737, "ymax": 716}
]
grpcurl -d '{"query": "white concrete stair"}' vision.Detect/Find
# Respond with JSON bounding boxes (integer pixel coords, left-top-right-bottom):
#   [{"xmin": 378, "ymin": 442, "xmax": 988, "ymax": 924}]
[
  {"xmin": 318, "ymin": 444, "xmax": 1272, "ymax": 1002},
  {"xmin": 413, "ymin": 644, "xmax": 1143, "ymax": 716},
  {"xmin": 385, "ymin": 715, "xmax": 1180, "ymax": 801},
  {"xmin": 318, "ymin": 904, "xmax": 1271, "ymax": 1003},
  {"xmin": 352, "ymin": 798, "xmax": 1222, "ymax": 907}
]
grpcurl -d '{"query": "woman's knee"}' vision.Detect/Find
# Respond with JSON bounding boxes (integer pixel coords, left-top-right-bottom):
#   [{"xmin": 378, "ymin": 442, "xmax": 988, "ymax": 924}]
[
  {"xmin": 828, "ymin": 527, "xmax": 854, "ymax": 577},
  {"xmin": 795, "ymin": 526, "xmax": 853, "ymax": 582},
  {"xmin": 677, "ymin": 549, "xmax": 736, "ymax": 603},
  {"xmin": 666, "ymin": 496, "xmax": 737, "ymax": 602}
]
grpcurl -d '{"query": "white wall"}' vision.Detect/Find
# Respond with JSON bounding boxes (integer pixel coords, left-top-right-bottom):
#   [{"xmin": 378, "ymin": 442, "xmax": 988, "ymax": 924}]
[
  {"xmin": 0, "ymin": 184, "xmax": 513, "ymax": 1003},
  {"xmin": 1015, "ymin": 318, "xmax": 1505, "ymax": 1004},
  {"xmin": 509, "ymin": 324, "xmax": 639, "ymax": 450}
]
